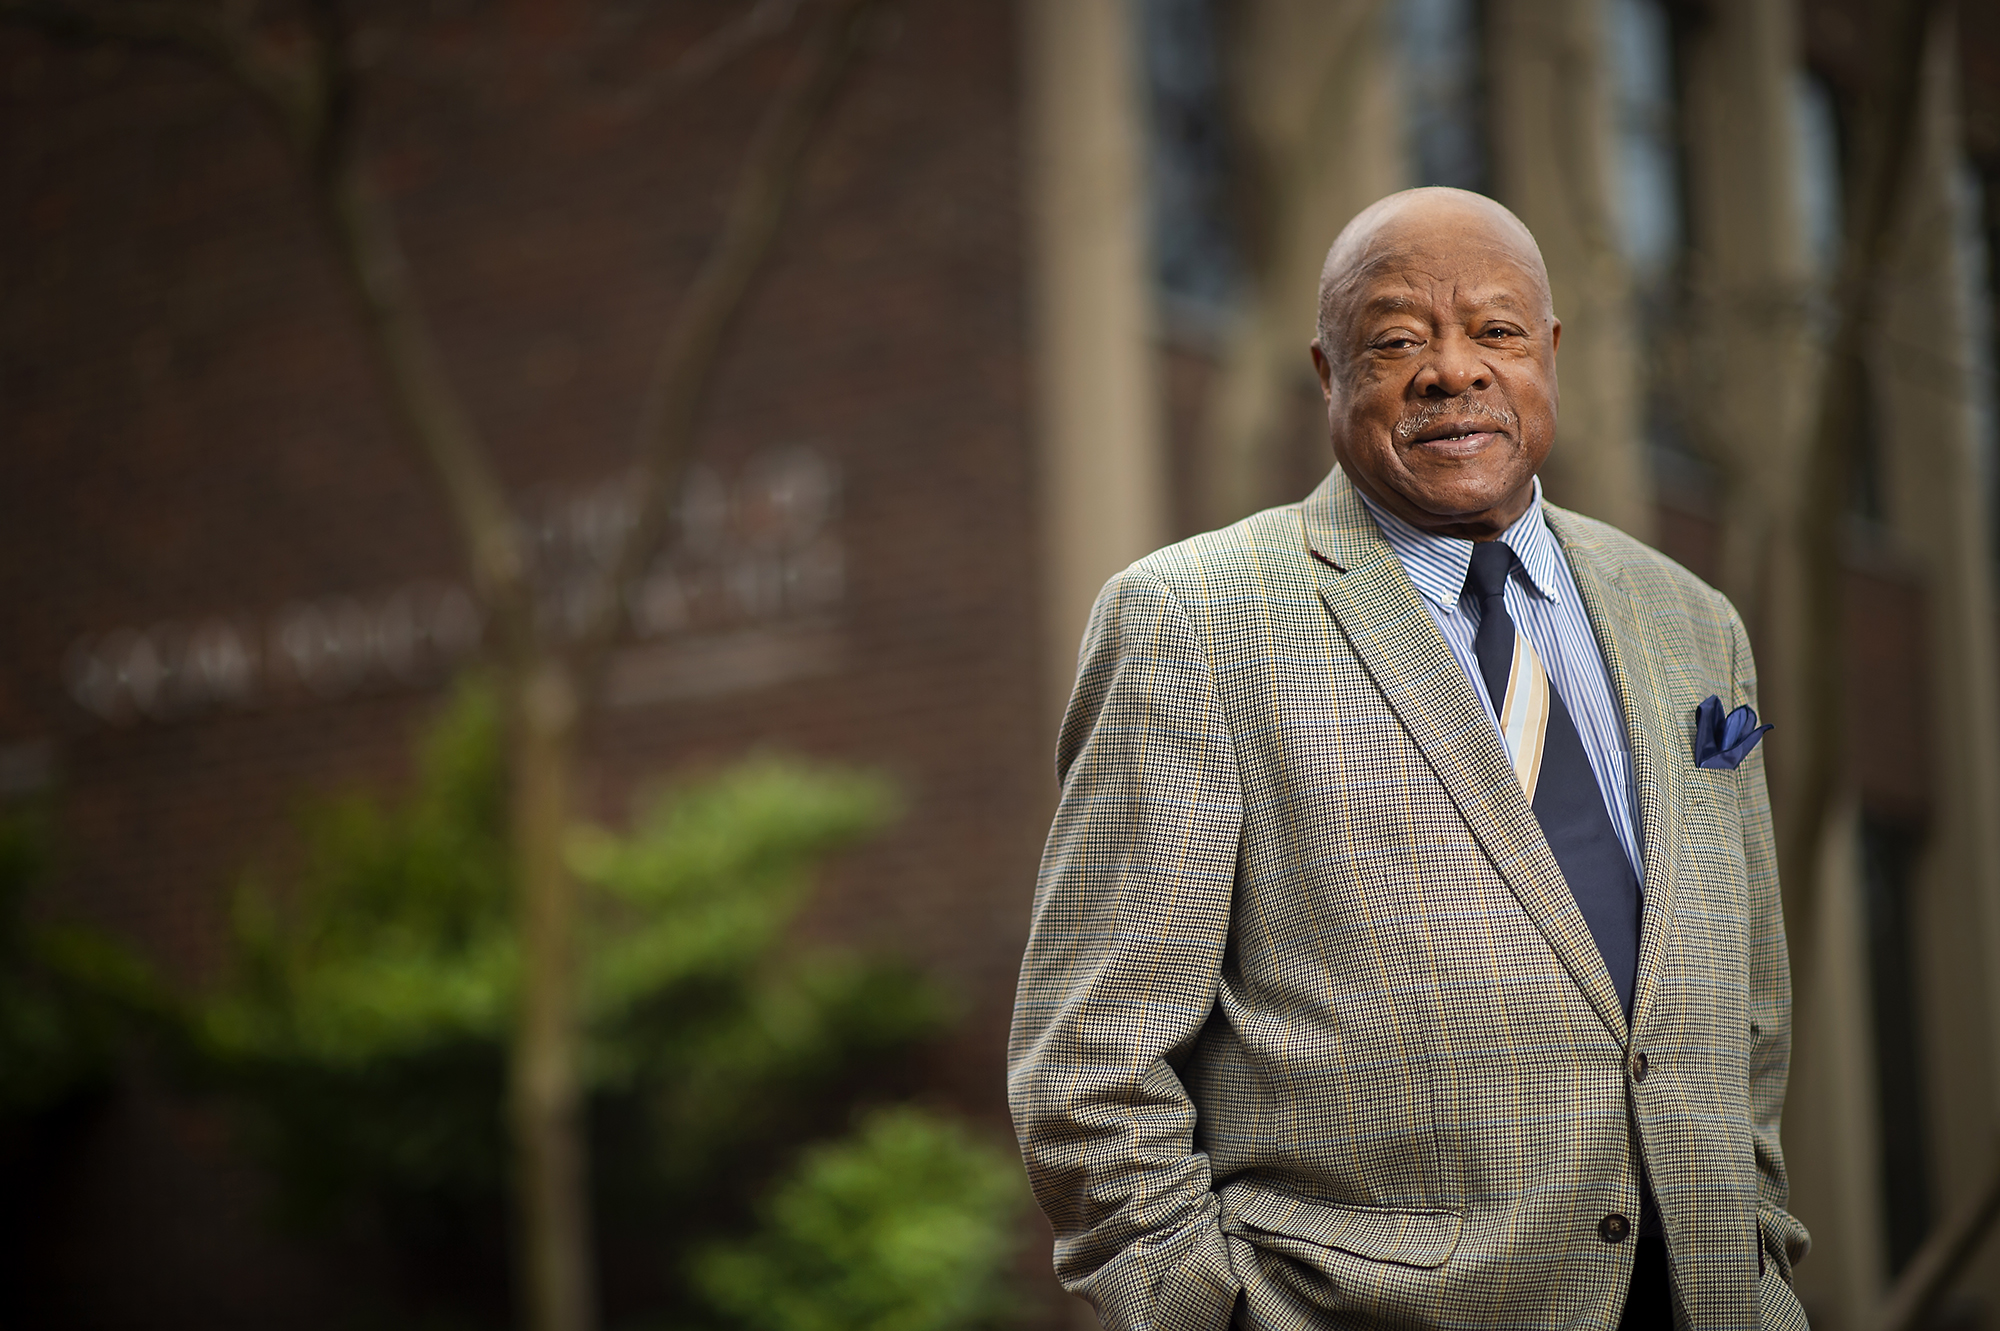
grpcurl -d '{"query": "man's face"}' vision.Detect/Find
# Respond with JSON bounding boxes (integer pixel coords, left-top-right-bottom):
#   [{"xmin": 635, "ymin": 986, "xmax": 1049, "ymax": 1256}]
[{"xmin": 1310, "ymin": 217, "xmax": 1560, "ymax": 540}]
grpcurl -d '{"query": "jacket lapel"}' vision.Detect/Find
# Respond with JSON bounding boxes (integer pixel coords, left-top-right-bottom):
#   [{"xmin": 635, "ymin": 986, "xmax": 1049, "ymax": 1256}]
[
  {"xmin": 1544, "ymin": 508, "xmax": 1686, "ymax": 1039},
  {"xmin": 1300, "ymin": 469, "xmax": 1629, "ymax": 1042}
]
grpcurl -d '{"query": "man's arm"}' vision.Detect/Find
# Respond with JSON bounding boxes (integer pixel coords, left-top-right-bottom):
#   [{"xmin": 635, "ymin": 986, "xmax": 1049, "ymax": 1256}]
[
  {"xmin": 1007, "ymin": 564, "xmax": 1245, "ymax": 1331},
  {"xmin": 1730, "ymin": 602, "xmax": 1812, "ymax": 1281}
]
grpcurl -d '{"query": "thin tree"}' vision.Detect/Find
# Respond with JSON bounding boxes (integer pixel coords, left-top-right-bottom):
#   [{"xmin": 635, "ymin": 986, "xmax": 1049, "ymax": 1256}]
[{"xmin": 0, "ymin": 3, "xmax": 886, "ymax": 1329}]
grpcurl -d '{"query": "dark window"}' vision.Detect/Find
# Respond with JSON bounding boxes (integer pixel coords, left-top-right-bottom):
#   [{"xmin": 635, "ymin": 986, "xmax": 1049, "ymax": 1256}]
[
  {"xmin": 1848, "ymin": 363, "xmax": 1889, "ymax": 524},
  {"xmin": 1607, "ymin": 0, "xmax": 1684, "ymax": 285},
  {"xmin": 1397, "ymin": 0, "xmax": 1490, "ymax": 195},
  {"xmin": 1961, "ymin": 161, "xmax": 2000, "ymax": 581},
  {"xmin": 1794, "ymin": 71, "xmax": 1845, "ymax": 280},
  {"xmin": 1610, "ymin": 0, "xmax": 1701, "ymax": 491},
  {"xmin": 1137, "ymin": 0, "xmax": 1242, "ymax": 319},
  {"xmin": 1860, "ymin": 817, "xmax": 1932, "ymax": 1276}
]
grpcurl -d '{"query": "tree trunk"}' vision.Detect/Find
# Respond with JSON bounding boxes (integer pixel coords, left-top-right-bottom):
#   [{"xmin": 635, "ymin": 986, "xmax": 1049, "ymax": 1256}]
[{"xmin": 508, "ymin": 657, "xmax": 591, "ymax": 1331}]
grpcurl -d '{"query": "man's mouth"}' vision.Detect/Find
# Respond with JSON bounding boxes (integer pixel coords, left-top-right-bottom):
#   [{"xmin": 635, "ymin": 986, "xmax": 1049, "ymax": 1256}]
[
  {"xmin": 1407, "ymin": 420, "xmax": 1505, "ymax": 454},
  {"xmin": 1393, "ymin": 402, "xmax": 1519, "ymax": 454}
]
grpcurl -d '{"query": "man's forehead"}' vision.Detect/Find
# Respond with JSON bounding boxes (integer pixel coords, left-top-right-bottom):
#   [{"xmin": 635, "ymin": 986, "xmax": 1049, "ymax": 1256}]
[
  {"xmin": 1355, "ymin": 281, "xmax": 1538, "ymax": 316},
  {"xmin": 1320, "ymin": 190, "xmax": 1553, "ymax": 329}
]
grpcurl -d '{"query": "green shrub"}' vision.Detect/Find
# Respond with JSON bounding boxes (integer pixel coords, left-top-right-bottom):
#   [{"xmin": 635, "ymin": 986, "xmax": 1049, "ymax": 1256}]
[
  {"xmin": 180, "ymin": 680, "xmax": 1030, "ymax": 1329},
  {"xmin": 190, "ymin": 684, "xmax": 521, "ymax": 1213},
  {"xmin": 0, "ymin": 812, "xmax": 161, "ymax": 1117},
  {"xmin": 691, "ymin": 1105, "xmax": 1030, "ymax": 1331},
  {"xmin": 201, "ymin": 677, "xmax": 516, "ymax": 1074}
]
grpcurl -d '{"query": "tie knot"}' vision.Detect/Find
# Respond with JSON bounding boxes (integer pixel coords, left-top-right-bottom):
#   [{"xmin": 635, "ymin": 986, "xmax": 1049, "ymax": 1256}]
[{"xmin": 1466, "ymin": 540, "xmax": 1514, "ymax": 600}]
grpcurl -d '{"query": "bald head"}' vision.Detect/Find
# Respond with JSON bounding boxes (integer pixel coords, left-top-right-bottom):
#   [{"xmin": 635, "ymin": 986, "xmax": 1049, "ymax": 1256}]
[{"xmin": 1316, "ymin": 188, "xmax": 1552, "ymax": 354}]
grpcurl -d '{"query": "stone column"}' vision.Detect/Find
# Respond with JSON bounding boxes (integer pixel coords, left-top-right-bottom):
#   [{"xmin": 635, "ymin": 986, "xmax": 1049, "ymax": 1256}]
[
  {"xmin": 1022, "ymin": 0, "xmax": 1170, "ymax": 718},
  {"xmin": 1674, "ymin": 1, "xmax": 1881, "ymax": 1319},
  {"xmin": 1785, "ymin": 797, "xmax": 1894, "ymax": 1320},
  {"xmin": 1484, "ymin": 0, "xmax": 1654, "ymax": 540}
]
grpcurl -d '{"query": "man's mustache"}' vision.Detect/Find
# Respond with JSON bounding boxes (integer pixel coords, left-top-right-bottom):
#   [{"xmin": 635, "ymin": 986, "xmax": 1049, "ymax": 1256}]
[{"xmin": 1392, "ymin": 398, "xmax": 1519, "ymax": 444}]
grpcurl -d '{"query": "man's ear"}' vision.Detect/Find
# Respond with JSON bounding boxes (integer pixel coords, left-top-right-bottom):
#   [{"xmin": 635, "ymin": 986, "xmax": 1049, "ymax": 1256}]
[
  {"xmin": 1550, "ymin": 317, "xmax": 1562, "ymax": 356},
  {"xmin": 1310, "ymin": 339, "xmax": 1335, "ymax": 404}
]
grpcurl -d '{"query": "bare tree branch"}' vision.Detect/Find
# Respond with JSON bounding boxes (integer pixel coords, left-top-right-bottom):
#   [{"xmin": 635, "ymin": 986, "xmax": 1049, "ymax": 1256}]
[
  {"xmin": 315, "ymin": 163, "xmax": 535, "ymax": 647},
  {"xmin": 0, "ymin": 0, "xmax": 315, "ymax": 144},
  {"xmin": 287, "ymin": 1, "xmax": 538, "ymax": 657},
  {"xmin": 668, "ymin": 0, "xmax": 803, "ymax": 87},
  {"xmin": 0, "ymin": 0, "xmax": 533, "ymax": 645},
  {"xmin": 574, "ymin": 0, "xmax": 806, "ymax": 117},
  {"xmin": 571, "ymin": 0, "xmax": 882, "ymax": 687},
  {"xmin": 287, "ymin": 0, "xmax": 532, "ymax": 652},
  {"xmin": 352, "ymin": 0, "xmax": 804, "ymax": 119}
]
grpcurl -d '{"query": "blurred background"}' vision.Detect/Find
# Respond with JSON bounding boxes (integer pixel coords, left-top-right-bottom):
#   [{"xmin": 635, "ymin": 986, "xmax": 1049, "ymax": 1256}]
[{"xmin": 2, "ymin": 0, "xmax": 1997, "ymax": 1328}]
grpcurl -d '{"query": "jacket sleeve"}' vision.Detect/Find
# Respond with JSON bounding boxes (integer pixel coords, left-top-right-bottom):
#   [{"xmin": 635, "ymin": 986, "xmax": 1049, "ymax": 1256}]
[
  {"xmin": 1007, "ymin": 564, "xmax": 1246, "ymax": 1331},
  {"xmin": 1728, "ymin": 601, "xmax": 1812, "ymax": 1284}
]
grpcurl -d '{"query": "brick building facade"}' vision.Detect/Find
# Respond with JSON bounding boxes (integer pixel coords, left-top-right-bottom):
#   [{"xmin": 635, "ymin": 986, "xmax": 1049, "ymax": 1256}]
[{"xmin": 7, "ymin": 0, "xmax": 2000, "ymax": 1326}]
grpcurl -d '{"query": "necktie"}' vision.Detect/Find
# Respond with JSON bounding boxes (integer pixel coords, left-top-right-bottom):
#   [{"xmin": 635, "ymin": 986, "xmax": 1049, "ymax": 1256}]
[{"xmin": 1466, "ymin": 541, "xmax": 1639, "ymax": 1016}]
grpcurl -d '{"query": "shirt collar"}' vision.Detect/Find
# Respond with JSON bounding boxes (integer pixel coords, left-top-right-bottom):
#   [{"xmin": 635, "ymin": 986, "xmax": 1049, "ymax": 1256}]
[{"xmin": 1355, "ymin": 476, "xmax": 1565, "ymax": 612}]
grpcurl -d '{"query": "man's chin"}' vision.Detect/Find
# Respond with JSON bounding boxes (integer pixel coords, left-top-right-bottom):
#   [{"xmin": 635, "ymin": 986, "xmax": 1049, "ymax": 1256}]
[{"xmin": 1388, "ymin": 476, "xmax": 1538, "ymax": 535}]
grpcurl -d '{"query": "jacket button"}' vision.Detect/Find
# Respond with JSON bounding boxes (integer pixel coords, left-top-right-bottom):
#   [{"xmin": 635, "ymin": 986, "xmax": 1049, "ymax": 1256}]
[
  {"xmin": 1630, "ymin": 1051, "xmax": 1650, "ymax": 1083},
  {"xmin": 1599, "ymin": 1213, "xmax": 1631, "ymax": 1244}
]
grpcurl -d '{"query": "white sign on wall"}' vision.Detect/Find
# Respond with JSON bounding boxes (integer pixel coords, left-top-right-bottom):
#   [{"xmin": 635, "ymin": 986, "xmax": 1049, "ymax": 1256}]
[{"xmin": 60, "ymin": 445, "xmax": 846, "ymax": 725}]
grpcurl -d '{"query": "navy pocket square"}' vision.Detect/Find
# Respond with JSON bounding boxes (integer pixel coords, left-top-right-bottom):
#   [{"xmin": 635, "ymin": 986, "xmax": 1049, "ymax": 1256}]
[{"xmin": 1694, "ymin": 695, "xmax": 1771, "ymax": 770}]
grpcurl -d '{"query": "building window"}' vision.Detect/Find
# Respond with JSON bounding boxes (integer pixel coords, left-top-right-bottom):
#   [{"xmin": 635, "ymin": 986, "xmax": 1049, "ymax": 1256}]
[
  {"xmin": 1606, "ymin": 0, "xmax": 1698, "ymax": 484},
  {"xmin": 1606, "ymin": 0, "xmax": 1683, "ymax": 285},
  {"xmin": 1953, "ymin": 158, "xmax": 2000, "ymax": 575},
  {"xmin": 1397, "ymin": 0, "xmax": 1490, "ymax": 195},
  {"xmin": 1137, "ymin": 0, "xmax": 1242, "ymax": 326},
  {"xmin": 1792, "ymin": 69, "xmax": 1897, "ymax": 526},
  {"xmin": 1794, "ymin": 72, "xmax": 1845, "ymax": 281}
]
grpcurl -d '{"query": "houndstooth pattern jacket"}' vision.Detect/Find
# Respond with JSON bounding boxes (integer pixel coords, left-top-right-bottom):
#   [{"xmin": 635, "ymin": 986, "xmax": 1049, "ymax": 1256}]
[{"xmin": 1008, "ymin": 466, "xmax": 1810, "ymax": 1330}]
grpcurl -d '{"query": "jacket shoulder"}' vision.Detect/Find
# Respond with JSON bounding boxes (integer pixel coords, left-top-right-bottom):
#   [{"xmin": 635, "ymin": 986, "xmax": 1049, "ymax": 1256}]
[
  {"xmin": 1548, "ymin": 505, "xmax": 1737, "ymax": 624},
  {"xmin": 1118, "ymin": 503, "xmax": 1316, "ymax": 605}
]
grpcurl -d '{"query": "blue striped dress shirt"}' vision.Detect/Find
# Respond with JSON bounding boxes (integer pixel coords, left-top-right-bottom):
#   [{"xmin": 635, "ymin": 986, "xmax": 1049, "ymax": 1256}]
[{"xmin": 1356, "ymin": 479, "xmax": 1645, "ymax": 881}]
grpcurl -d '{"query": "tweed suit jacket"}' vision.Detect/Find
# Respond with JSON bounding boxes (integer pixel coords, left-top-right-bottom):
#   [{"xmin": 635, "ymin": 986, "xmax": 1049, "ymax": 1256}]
[{"xmin": 1008, "ymin": 466, "xmax": 1810, "ymax": 1331}]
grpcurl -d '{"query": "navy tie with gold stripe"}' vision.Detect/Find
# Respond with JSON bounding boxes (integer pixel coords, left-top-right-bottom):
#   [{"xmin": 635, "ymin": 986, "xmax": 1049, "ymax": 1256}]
[{"xmin": 1466, "ymin": 541, "xmax": 1639, "ymax": 1016}]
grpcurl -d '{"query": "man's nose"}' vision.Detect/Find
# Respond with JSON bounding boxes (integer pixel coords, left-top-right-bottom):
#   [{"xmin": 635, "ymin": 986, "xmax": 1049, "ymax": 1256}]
[{"xmin": 1414, "ymin": 330, "xmax": 1491, "ymax": 397}]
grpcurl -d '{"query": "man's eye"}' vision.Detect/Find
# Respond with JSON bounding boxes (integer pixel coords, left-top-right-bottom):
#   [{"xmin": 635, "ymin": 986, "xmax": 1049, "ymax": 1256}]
[
  {"xmin": 1376, "ymin": 336, "xmax": 1419, "ymax": 350},
  {"xmin": 1480, "ymin": 326, "xmax": 1519, "ymax": 339}
]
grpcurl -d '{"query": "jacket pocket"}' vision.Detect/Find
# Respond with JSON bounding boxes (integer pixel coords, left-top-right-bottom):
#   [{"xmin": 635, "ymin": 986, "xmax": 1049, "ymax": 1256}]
[{"xmin": 1218, "ymin": 1183, "xmax": 1462, "ymax": 1270}]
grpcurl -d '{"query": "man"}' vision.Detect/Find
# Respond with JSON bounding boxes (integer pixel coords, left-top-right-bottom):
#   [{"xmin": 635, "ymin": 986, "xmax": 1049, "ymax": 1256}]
[{"xmin": 1007, "ymin": 188, "xmax": 1809, "ymax": 1330}]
